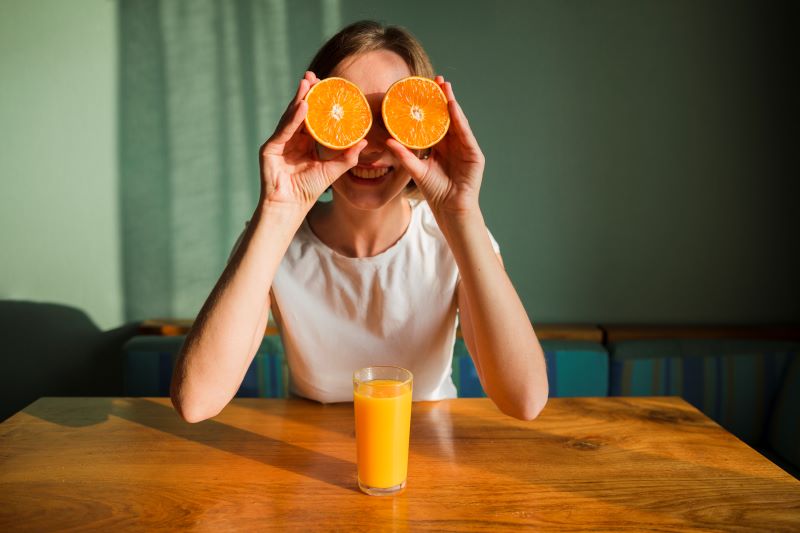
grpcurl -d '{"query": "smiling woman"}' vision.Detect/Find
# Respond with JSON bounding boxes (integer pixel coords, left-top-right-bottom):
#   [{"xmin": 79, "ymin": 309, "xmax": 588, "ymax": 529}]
[{"xmin": 170, "ymin": 20, "xmax": 548, "ymax": 424}]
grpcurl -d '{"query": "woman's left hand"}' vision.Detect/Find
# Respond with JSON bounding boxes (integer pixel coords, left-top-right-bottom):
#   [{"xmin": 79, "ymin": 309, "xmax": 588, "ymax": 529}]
[{"xmin": 385, "ymin": 76, "xmax": 484, "ymax": 218}]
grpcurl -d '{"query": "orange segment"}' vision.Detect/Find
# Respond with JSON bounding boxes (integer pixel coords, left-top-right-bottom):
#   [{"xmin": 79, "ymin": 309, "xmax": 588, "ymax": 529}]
[
  {"xmin": 382, "ymin": 76, "xmax": 450, "ymax": 150},
  {"xmin": 304, "ymin": 77, "xmax": 372, "ymax": 150}
]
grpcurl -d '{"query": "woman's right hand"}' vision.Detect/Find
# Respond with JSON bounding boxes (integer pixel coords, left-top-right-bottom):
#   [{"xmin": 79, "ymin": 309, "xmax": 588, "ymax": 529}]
[{"xmin": 258, "ymin": 71, "xmax": 366, "ymax": 210}]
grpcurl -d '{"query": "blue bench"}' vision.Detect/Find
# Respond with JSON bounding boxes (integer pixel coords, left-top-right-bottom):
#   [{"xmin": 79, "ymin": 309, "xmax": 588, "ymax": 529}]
[
  {"xmin": 124, "ymin": 335, "xmax": 286, "ymax": 398},
  {"xmin": 124, "ymin": 327, "xmax": 609, "ymax": 399},
  {"xmin": 452, "ymin": 338, "xmax": 609, "ymax": 398}
]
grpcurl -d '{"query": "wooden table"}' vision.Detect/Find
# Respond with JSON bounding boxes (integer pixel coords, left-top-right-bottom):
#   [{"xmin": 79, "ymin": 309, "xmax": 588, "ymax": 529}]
[{"xmin": 1, "ymin": 397, "xmax": 798, "ymax": 531}]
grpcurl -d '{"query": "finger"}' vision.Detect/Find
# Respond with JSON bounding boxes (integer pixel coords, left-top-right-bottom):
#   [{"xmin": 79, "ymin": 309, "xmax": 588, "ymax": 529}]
[
  {"xmin": 443, "ymin": 82, "xmax": 479, "ymax": 148},
  {"xmin": 305, "ymin": 71, "xmax": 323, "ymax": 93},
  {"xmin": 434, "ymin": 75, "xmax": 444, "ymax": 86},
  {"xmin": 385, "ymin": 138, "xmax": 429, "ymax": 181},
  {"xmin": 268, "ymin": 99, "xmax": 308, "ymax": 147},
  {"xmin": 292, "ymin": 76, "xmax": 311, "ymax": 105},
  {"xmin": 443, "ymin": 80, "xmax": 455, "ymax": 101},
  {"xmin": 321, "ymin": 140, "xmax": 368, "ymax": 184}
]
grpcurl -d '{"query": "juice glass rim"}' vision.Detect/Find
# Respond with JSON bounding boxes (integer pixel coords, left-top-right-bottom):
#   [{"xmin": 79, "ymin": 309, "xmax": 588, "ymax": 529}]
[{"xmin": 353, "ymin": 366, "xmax": 413, "ymax": 387}]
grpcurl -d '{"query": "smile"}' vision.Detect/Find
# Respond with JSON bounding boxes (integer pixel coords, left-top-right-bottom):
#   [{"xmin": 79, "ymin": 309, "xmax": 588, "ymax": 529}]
[{"xmin": 349, "ymin": 166, "xmax": 392, "ymax": 179}]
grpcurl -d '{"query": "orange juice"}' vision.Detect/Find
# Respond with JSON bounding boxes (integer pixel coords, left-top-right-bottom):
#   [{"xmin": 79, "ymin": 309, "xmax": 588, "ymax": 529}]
[{"xmin": 354, "ymin": 378, "xmax": 412, "ymax": 491}]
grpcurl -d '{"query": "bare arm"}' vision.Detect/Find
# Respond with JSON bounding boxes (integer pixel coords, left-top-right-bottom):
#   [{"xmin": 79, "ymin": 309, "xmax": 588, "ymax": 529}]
[
  {"xmin": 450, "ymin": 220, "xmax": 548, "ymax": 421},
  {"xmin": 386, "ymin": 76, "xmax": 548, "ymax": 420},
  {"xmin": 170, "ymin": 71, "xmax": 365, "ymax": 422},
  {"xmin": 170, "ymin": 203, "xmax": 305, "ymax": 422}
]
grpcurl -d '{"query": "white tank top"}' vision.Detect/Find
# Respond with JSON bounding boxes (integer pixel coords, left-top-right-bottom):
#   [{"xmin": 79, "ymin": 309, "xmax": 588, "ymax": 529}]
[{"xmin": 239, "ymin": 199, "xmax": 499, "ymax": 403}]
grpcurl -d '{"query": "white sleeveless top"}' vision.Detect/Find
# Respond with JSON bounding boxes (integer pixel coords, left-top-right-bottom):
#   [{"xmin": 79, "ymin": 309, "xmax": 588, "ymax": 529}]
[{"xmin": 238, "ymin": 199, "xmax": 499, "ymax": 403}]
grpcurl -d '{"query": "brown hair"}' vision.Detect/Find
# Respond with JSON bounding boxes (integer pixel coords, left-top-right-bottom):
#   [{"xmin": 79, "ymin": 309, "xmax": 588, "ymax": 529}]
[
  {"xmin": 308, "ymin": 20, "xmax": 434, "ymax": 80},
  {"xmin": 308, "ymin": 21, "xmax": 433, "ymax": 198}
]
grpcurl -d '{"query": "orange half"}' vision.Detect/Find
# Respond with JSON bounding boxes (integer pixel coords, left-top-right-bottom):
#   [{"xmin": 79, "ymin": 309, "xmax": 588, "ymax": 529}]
[
  {"xmin": 304, "ymin": 77, "xmax": 372, "ymax": 150},
  {"xmin": 382, "ymin": 76, "xmax": 450, "ymax": 150}
]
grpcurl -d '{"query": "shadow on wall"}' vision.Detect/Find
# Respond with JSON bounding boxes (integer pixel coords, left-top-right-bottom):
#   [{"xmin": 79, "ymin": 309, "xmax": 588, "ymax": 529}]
[{"xmin": 0, "ymin": 301, "xmax": 139, "ymax": 422}]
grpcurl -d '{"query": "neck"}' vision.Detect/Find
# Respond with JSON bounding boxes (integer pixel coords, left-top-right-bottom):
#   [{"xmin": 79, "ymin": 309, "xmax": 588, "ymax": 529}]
[{"xmin": 309, "ymin": 194, "xmax": 411, "ymax": 258}]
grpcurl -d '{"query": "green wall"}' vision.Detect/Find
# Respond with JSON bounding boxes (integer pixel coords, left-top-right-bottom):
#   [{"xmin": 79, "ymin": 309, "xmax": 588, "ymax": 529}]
[
  {"xmin": 0, "ymin": 0, "xmax": 122, "ymax": 330},
  {"xmin": 1, "ymin": 0, "xmax": 797, "ymax": 329},
  {"xmin": 336, "ymin": 0, "xmax": 799, "ymax": 323}
]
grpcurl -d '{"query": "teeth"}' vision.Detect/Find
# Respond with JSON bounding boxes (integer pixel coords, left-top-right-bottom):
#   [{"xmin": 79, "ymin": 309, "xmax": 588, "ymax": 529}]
[{"xmin": 350, "ymin": 167, "xmax": 391, "ymax": 179}]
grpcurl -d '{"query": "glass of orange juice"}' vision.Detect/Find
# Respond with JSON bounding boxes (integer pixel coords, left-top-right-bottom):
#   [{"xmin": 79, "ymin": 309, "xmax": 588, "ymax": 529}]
[{"xmin": 353, "ymin": 366, "xmax": 413, "ymax": 496}]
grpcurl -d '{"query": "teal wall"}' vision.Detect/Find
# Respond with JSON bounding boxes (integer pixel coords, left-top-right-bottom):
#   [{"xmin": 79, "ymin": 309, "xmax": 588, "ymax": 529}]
[
  {"xmin": 0, "ymin": 0, "xmax": 122, "ymax": 330},
  {"xmin": 1, "ymin": 0, "xmax": 797, "ymax": 330},
  {"xmin": 334, "ymin": 0, "xmax": 799, "ymax": 323}
]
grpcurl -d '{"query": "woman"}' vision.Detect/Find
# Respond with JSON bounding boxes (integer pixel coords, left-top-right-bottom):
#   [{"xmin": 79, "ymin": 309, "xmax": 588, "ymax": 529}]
[{"xmin": 171, "ymin": 20, "xmax": 548, "ymax": 422}]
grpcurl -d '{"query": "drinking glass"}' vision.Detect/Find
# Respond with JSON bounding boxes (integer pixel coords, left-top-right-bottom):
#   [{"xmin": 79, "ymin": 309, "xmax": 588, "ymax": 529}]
[{"xmin": 353, "ymin": 366, "xmax": 413, "ymax": 496}]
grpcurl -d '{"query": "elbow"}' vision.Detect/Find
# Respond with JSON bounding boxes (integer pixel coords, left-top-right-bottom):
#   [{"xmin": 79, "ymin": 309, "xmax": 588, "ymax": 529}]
[
  {"xmin": 175, "ymin": 403, "xmax": 212, "ymax": 424},
  {"xmin": 170, "ymin": 353, "xmax": 224, "ymax": 424},
  {"xmin": 524, "ymin": 379, "xmax": 550, "ymax": 420},
  {"xmin": 514, "ymin": 355, "xmax": 550, "ymax": 421},
  {"xmin": 170, "ymin": 387, "xmax": 220, "ymax": 424},
  {"xmin": 498, "ymin": 385, "xmax": 549, "ymax": 421},
  {"xmin": 518, "ymin": 394, "xmax": 548, "ymax": 421}
]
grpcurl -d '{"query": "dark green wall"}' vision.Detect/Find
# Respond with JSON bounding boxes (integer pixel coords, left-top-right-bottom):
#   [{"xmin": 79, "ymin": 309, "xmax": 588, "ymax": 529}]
[
  {"xmin": 302, "ymin": 0, "xmax": 797, "ymax": 323},
  {"xmin": 2, "ymin": 1, "xmax": 797, "ymax": 334}
]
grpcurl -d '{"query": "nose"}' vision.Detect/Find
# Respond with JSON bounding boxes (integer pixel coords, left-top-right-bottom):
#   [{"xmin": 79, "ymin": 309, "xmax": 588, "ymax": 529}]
[
  {"xmin": 362, "ymin": 119, "xmax": 390, "ymax": 154},
  {"xmin": 360, "ymin": 92, "xmax": 390, "ymax": 156}
]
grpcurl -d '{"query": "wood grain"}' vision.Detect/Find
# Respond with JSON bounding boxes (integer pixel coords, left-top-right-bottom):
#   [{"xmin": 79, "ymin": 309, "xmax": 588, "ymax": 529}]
[{"xmin": 1, "ymin": 397, "xmax": 798, "ymax": 531}]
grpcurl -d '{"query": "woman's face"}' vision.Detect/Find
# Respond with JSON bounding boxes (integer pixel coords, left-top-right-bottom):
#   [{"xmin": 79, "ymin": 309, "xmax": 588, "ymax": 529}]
[{"xmin": 319, "ymin": 49, "xmax": 415, "ymax": 211}]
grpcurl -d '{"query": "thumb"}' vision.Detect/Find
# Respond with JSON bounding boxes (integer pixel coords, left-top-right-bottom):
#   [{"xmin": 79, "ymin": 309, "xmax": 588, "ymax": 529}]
[
  {"xmin": 321, "ymin": 140, "xmax": 368, "ymax": 184},
  {"xmin": 385, "ymin": 138, "xmax": 428, "ymax": 182}
]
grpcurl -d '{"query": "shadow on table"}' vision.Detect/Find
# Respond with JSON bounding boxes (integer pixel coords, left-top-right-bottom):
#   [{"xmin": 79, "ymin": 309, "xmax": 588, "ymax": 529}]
[{"xmin": 25, "ymin": 397, "xmax": 360, "ymax": 494}]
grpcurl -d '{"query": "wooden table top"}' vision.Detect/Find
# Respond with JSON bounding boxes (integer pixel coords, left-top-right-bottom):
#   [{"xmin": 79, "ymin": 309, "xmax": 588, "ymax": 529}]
[{"xmin": 1, "ymin": 397, "xmax": 798, "ymax": 531}]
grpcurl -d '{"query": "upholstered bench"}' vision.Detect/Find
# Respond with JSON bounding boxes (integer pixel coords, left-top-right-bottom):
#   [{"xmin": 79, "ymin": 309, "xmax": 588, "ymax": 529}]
[
  {"xmin": 764, "ymin": 354, "xmax": 800, "ymax": 477},
  {"xmin": 124, "ymin": 322, "xmax": 607, "ymax": 399},
  {"xmin": 453, "ymin": 338, "xmax": 608, "ymax": 398},
  {"xmin": 124, "ymin": 334, "xmax": 287, "ymax": 398}
]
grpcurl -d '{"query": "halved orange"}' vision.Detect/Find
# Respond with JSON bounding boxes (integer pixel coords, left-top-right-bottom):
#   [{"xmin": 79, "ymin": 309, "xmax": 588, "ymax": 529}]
[
  {"xmin": 382, "ymin": 76, "xmax": 450, "ymax": 150},
  {"xmin": 304, "ymin": 77, "xmax": 372, "ymax": 150}
]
